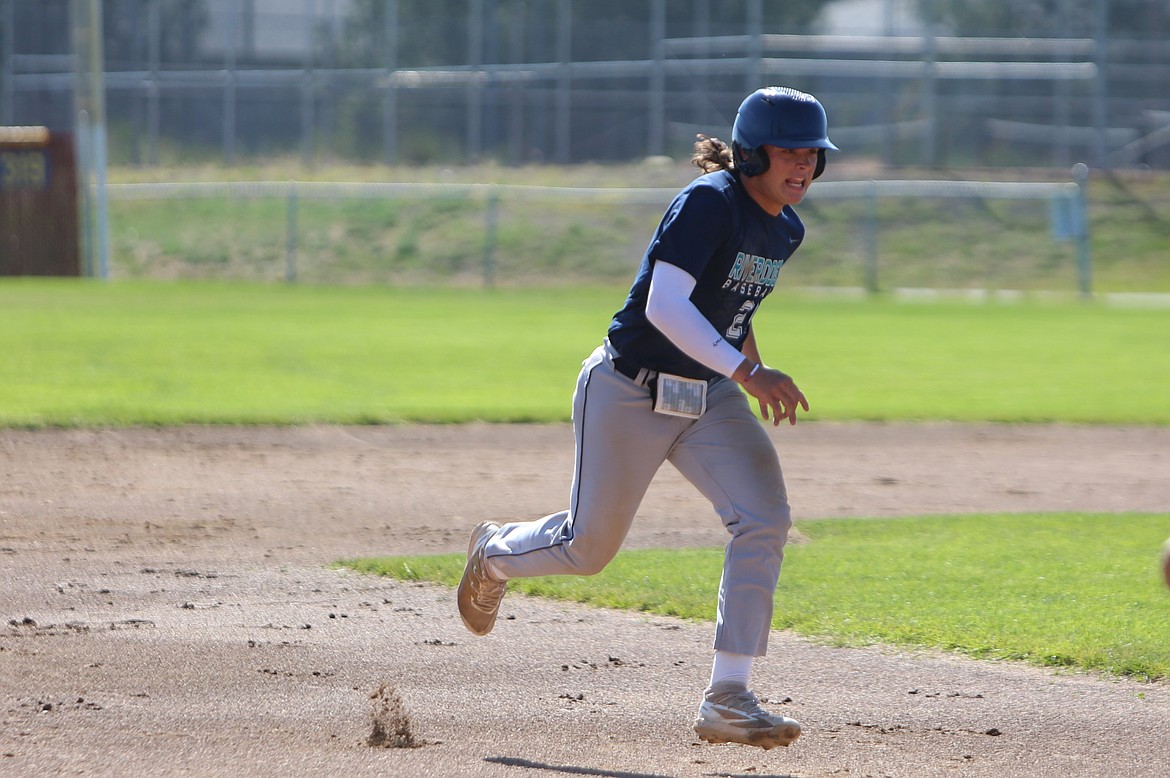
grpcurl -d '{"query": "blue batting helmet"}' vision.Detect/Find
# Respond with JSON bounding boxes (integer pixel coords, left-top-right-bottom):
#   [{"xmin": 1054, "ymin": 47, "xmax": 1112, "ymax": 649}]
[{"xmin": 731, "ymin": 86, "xmax": 838, "ymax": 179}]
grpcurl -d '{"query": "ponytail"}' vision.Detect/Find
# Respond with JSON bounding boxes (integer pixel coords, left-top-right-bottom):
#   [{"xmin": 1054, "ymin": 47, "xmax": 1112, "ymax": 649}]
[{"xmin": 691, "ymin": 134, "xmax": 735, "ymax": 173}]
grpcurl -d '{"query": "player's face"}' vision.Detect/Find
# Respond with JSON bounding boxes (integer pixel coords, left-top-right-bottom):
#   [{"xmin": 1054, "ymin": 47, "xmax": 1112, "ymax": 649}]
[{"xmin": 743, "ymin": 146, "xmax": 818, "ymax": 215}]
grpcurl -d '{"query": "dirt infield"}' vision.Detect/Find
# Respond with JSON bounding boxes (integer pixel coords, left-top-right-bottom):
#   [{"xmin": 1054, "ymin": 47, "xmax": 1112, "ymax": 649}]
[{"xmin": 2, "ymin": 422, "xmax": 1169, "ymax": 777}]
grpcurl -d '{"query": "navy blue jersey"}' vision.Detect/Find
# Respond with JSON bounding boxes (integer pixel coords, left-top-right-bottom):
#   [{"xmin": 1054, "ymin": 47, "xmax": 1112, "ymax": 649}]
[{"xmin": 608, "ymin": 169, "xmax": 805, "ymax": 380}]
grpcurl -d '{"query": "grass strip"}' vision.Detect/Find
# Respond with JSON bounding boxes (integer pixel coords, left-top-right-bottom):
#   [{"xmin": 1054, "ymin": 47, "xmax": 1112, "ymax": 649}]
[
  {"xmin": 2, "ymin": 280, "xmax": 1168, "ymax": 427},
  {"xmin": 338, "ymin": 512, "xmax": 1170, "ymax": 681}
]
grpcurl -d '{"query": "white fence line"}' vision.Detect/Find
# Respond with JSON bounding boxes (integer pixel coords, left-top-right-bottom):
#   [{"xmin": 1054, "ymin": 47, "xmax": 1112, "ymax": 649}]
[
  {"xmin": 106, "ymin": 180, "xmax": 678, "ymax": 204},
  {"xmin": 105, "ymin": 176, "xmax": 1083, "ymax": 203}
]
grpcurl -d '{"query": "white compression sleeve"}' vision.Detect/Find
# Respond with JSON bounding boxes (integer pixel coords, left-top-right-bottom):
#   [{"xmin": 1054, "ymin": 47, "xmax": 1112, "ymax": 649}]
[{"xmin": 645, "ymin": 260, "xmax": 747, "ymax": 379}]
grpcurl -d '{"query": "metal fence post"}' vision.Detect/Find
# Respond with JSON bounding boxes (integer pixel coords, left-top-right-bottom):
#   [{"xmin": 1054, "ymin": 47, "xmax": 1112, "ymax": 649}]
[
  {"xmin": 467, "ymin": 0, "xmax": 483, "ymax": 162},
  {"xmin": 76, "ymin": 110, "xmax": 94, "ymax": 277},
  {"xmin": 864, "ymin": 180, "xmax": 880, "ymax": 294},
  {"xmin": 1, "ymin": 0, "xmax": 13, "ymax": 125},
  {"xmin": 1072, "ymin": 162, "xmax": 1092, "ymax": 298},
  {"xmin": 482, "ymin": 186, "xmax": 499, "ymax": 288},
  {"xmin": 146, "ymin": 0, "xmax": 160, "ymax": 166},
  {"xmin": 300, "ymin": 0, "xmax": 315, "ymax": 169},
  {"xmin": 223, "ymin": 3, "xmax": 240, "ymax": 166},
  {"xmin": 1091, "ymin": 0, "xmax": 1109, "ymax": 167},
  {"xmin": 382, "ymin": 0, "xmax": 398, "ymax": 164},
  {"xmin": 744, "ymin": 0, "xmax": 761, "ymax": 93},
  {"xmin": 689, "ymin": 0, "xmax": 710, "ymax": 126},
  {"xmin": 285, "ymin": 182, "xmax": 298, "ymax": 283},
  {"xmin": 647, "ymin": 0, "xmax": 665, "ymax": 158},
  {"xmin": 72, "ymin": 0, "xmax": 110, "ymax": 280},
  {"xmin": 555, "ymin": 0, "xmax": 571, "ymax": 164},
  {"xmin": 921, "ymin": 27, "xmax": 938, "ymax": 168}
]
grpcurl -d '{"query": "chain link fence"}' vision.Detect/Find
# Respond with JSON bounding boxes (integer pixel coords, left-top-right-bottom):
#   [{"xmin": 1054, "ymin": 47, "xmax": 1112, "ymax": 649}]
[
  {"xmin": 102, "ymin": 172, "xmax": 1114, "ymax": 296},
  {"xmin": 3, "ymin": 0, "xmax": 1170, "ymax": 170}
]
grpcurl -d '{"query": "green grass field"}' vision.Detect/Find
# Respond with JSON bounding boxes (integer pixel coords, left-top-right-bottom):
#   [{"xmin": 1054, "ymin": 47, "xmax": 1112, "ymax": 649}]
[
  {"xmin": 340, "ymin": 512, "xmax": 1170, "ymax": 681},
  {"xmin": 4, "ymin": 278, "xmax": 1168, "ymax": 680},
  {"xmin": 1, "ymin": 279, "xmax": 1168, "ymax": 426}
]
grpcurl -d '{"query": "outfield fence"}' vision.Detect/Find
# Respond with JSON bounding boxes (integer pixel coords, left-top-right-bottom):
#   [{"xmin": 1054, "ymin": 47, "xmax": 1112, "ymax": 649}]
[{"xmin": 103, "ymin": 170, "xmax": 1101, "ymax": 296}]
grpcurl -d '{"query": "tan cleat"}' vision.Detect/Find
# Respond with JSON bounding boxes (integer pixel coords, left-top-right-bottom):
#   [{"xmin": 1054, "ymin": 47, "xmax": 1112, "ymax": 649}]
[
  {"xmin": 693, "ymin": 685, "xmax": 802, "ymax": 750},
  {"xmin": 457, "ymin": 521, "xmax": 508, "ymax": 636}
]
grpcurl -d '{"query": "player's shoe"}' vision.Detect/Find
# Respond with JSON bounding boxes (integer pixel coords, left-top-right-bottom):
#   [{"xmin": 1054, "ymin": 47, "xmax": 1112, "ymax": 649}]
[
  {"xmin": 457, "ymin": 521, "xmax": 508, "ymax": 636},
  {"xmin": 693, "ymin": 684, "xmax": 802, "ymax": 750}
]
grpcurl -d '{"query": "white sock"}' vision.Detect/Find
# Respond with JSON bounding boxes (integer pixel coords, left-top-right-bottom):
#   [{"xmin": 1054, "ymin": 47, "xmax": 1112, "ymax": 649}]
[
  {"xmin": 484, "ymin": 557, "xmax": 509, "ymax": 582},
  {"xmin": 708, "ymin": 650, "xmax": 752, "ymax": 692}
]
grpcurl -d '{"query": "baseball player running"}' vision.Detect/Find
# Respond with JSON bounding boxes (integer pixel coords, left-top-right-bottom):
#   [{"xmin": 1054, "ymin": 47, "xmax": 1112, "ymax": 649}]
[{"xmin": 458, "ymin": 86, "xmax": 837, "ymax": 750}]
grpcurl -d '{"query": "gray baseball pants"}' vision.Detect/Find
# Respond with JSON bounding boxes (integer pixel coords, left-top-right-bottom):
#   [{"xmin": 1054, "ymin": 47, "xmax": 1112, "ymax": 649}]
[{"xmin": 483, "ymin": 340, "xmax": 792, "ymax": 657}]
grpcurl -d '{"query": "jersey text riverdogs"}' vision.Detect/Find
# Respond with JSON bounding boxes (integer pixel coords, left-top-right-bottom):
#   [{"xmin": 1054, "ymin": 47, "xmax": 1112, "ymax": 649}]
[{"xmin": 721, "ymin": 251, "xmax": 785, "ymax": 297}]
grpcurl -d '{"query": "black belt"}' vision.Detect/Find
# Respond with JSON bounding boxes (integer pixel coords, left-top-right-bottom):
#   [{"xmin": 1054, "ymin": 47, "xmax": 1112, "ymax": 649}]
[
  {"xmin": 612, "ymin": 356, "xmax": 657, "ymax": 387},
  {"xmin": 612, "ymin": 356, "xmax": 715, "ymax": 387}
]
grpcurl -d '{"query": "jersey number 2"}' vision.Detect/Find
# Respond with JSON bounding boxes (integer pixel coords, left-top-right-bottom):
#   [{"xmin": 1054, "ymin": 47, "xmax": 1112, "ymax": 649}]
[{"xmin": 726, "ymin": 300, "xmax": 756, "ymax": 340}]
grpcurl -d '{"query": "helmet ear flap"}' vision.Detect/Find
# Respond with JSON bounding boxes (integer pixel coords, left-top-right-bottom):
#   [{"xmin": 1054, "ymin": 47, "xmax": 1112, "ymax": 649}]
[
  {"xmin": 737, "ymin": 144, "xmax": 826, "ymax": 180},
  {"xmin": 733, "ymin": 141, "xmax": 769, "ymax": 178}
]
